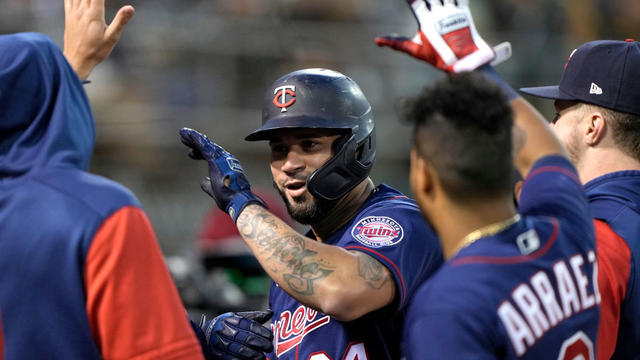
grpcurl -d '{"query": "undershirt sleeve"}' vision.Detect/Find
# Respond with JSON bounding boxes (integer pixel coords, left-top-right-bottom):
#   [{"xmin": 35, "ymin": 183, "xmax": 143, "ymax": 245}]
[{"xmin": 85, "ymin": 206, "xmax": 204, "ymax": 360}]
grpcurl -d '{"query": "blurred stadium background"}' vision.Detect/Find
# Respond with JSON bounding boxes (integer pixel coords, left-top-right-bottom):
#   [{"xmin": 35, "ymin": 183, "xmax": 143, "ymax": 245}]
[{"xmin": 2, "ymin": 0, "xmax": 638, "ymax": 311}]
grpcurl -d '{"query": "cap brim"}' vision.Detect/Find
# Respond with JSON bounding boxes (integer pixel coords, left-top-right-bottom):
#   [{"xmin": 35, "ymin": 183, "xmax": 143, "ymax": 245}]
[
  {"xmin": 519, "ymin": 85, "xmax": 564, "ymax": 100},
  {"xmin": 245, "ymin": 115, "xmax": 352, "ymax": 141}
]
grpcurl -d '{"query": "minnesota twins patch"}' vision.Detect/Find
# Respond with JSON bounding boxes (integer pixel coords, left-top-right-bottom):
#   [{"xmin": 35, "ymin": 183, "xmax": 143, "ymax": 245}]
[{"xmin": 351, "ymin": 216, "xmax": 404, "ymax": 247}]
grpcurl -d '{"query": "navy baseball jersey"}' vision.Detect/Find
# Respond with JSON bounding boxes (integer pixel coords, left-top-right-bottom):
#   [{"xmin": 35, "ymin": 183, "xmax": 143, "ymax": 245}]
[
  {"xmin": 267, "ymin": 184, "xmax": 443, "ymax": 360},
  {"xmin": 585, "ymin": 170, "xmax": 640, "ymax": 360},
  {"xmin": 404, "ymin": 156, "xmax": 600, "ymax": 359}
]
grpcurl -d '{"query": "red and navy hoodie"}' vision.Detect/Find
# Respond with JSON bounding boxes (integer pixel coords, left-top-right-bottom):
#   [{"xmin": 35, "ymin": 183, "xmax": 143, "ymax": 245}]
[{"xmin": 0, "ymin": 33, "xmax": 203, "ymax": 359}]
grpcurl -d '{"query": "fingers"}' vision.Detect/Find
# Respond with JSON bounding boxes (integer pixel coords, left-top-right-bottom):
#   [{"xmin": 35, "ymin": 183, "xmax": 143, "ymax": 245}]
[
  {"xmin": 375, "ymin": 35, "xmax": 420, "ymax": 56},
  {"xmin": 105, "ymin": 5, "xmax": 135, "ymax": 46},
  {"xmin": 188, "ymin": 149, "xmax": 204, "ymax": 160},
  {"xmin": 199, "ymin": 314, "xmax": 208, "ymax": 328},
  {"xmin": 237, "ymin": 310, "xmax": 273, "ymax": 324},
  {"xmin": 225, "ymin": 313, "xmax": 273, "ymax": 343},
  {"xmin": 224, "ymin": 342, "xmax": 267, "ymax": 360},
  {"xmin": 429, "ymin": 0, "xmax": 443, "ymax": 9},
  {"xmin": 220, "ymin": 319, "xmax": 273, "ymax": 353},
  {"xmin": 491, "ymin": 42, "xmax": 512, "ymax": 66},
  {"xmin": 200, "ymin": 178, "xmax": 216, "ymax": 198},
  {"xmin": 179, "ymin": 128, "xmax": 209, "ymax": 158},
  {"xmin": 229, "ymin": 330, "xmax": 273, "ymax": 352}
]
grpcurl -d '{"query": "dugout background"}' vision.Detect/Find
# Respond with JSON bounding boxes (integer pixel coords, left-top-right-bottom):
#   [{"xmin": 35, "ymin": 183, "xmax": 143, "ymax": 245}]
[{"xmin": 1, "ymin": 0, "xmax": 637, "ymax": 258}]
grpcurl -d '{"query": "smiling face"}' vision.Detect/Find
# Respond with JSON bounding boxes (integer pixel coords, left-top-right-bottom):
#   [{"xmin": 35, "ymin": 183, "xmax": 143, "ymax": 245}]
[{"xmin": 269, "ymin": 128, "xmax": 342, "ymax": 224}]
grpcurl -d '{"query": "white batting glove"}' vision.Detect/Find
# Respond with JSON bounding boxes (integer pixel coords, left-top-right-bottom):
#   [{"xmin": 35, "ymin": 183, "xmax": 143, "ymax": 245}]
[{"xmin": 376, "ymin": 0, "xmax": 511, "ymax": 73}]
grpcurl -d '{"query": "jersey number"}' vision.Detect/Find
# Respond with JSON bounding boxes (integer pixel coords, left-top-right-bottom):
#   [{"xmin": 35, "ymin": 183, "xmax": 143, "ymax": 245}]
[
  {"xmin": 557, "ymin": 331, "xmax": 594, "ymax": 360},
  {"xmin": 308, "ymin": 343, "xmax": 368, "ymax": 360}
]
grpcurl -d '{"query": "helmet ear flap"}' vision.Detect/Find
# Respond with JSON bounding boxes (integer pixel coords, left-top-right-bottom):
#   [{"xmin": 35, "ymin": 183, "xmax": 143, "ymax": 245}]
[
  {"xmin": 356, "ymin": 130, "xmax": 376, "ymax": 167},
  {"xmin": 307, "ymin": 134, "xmax": 374, "ymax": 201}
]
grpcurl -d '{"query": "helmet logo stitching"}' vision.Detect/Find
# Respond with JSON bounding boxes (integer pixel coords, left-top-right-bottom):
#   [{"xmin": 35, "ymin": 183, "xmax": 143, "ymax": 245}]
[{"xmin": 273, "ymin": 85, "xmax": 296, "ymax": 112}]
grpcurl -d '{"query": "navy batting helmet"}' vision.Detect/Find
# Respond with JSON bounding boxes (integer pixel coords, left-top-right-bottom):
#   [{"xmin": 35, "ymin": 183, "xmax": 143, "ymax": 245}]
[{"xmin": 245, "ymin": 68, "xmax": 376, "ymax": 201}]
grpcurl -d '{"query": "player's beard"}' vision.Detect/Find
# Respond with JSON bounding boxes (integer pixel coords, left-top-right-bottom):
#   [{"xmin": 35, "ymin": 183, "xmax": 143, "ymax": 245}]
[
  {"xmin": 563, "ymin": 127, "xmax": 583, "ymax": 167},
  {"xmin": 273, "ymin": 181, "xmax": 336, "ymax": 225}
]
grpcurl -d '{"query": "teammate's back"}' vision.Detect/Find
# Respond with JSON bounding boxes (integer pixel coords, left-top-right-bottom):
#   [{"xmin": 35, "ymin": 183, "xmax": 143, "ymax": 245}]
[
  {"xmin": 0, "ymin": 32, "xmax": 203, "ymax": 360},
  {"xmin": 405, "ymin": 155, "xmax": 599, "ymax": 359},
  {"xmin": 397, "ymin": 67, "xmax": 599, "ymax": 359}
]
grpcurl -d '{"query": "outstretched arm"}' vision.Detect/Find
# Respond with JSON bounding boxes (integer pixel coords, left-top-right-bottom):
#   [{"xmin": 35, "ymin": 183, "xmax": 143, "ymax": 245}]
[
  {"xmin": 179, "ymin": 128, "xmax": 396, "ymax": 322},
  {"xmin": 377, "ymin": 0, "xmax": 566, "ymax": 175},
  {"xmin": 63, "ymin": 0, "xmax": 134, "ymax": 80},
  {"xmin": 478, "ymin": 65, "xmax": 567, "ymax": 176},
  {"xmin": 236, "ymin": 204, "xmax": 395, "ymax": 322}
]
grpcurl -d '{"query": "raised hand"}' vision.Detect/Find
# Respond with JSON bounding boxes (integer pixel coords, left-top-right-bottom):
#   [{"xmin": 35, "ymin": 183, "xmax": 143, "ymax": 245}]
[
  {"xmin": 63, "ymin": 0, "xmax": 135, "ymax": 80},
  {"xmin": 376, "ymin": 0, "xmax": 509, "ymax": 73},
  {"xmin": 180, "ymin": 128, "xmax": 267, "ymax": 222}
]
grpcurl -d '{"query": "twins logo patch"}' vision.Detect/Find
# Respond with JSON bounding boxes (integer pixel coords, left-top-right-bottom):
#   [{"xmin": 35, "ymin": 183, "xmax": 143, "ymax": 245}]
[{"xmin": 351, "ymin": 216, "xmax": 404, "ymax": 247}]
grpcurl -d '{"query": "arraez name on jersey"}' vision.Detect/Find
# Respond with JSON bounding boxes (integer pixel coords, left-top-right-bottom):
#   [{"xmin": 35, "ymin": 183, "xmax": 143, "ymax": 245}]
[{"xmin": 498, "ymin": 250, "xmax": 601, "ymax": 356}]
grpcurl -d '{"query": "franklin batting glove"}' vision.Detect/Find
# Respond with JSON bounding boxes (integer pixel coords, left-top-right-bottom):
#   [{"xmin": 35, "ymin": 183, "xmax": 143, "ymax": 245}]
[
  {"xmin": 191, "ymin": 311, "xmax": 274, "ymax": 360},
  {"xmin": 376, "ymin": 0, "xmax": 511, "ymax": 73},
  {"xmin": 180, "ymin": 128, "xmax": 267, "ymax": 222}
]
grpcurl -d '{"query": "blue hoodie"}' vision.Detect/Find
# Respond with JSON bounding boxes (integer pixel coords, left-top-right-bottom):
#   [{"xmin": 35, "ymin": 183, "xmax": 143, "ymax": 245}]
[
  {"xmin": 585, "ymin": 171, "xmax": 640, "ymax": 360},
  {"xmin": 0, "ymin": 33, "xmax": 203, "ymax": 359}
]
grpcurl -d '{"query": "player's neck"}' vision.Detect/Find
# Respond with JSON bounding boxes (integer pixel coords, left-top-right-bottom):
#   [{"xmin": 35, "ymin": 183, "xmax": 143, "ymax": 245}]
[
  {"xmin": 311, "ymin": 178, "xmax": 375, "ymax": 242},
  {"xmin": 436, "ymin": 196, "xmax": 517, "ymax": 260},
  {"xmin": 578, "ymin": 147, "xmax": 640, "ymax": 184}
]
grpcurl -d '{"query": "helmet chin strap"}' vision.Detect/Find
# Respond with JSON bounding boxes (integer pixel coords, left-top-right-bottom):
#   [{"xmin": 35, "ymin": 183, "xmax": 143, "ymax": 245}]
[{"xmin": 307, "ymin": 134, "xmax": 374, "ymax": 201}]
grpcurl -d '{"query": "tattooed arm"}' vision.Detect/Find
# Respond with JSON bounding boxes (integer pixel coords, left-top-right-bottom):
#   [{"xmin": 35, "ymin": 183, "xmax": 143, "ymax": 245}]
[{"xmin": 237, "ymin": 204, "xmax": 395, "ymax": 322}]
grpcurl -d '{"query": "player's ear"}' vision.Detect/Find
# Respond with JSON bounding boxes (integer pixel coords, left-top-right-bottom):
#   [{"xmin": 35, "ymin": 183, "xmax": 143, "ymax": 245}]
[
  {"xmin": 410, "ymin": 147, "xmax": 432, "ymax": 200},
  {"xmin": 584, "ymin": 111, "xmax": 606, "ymax": 146}
]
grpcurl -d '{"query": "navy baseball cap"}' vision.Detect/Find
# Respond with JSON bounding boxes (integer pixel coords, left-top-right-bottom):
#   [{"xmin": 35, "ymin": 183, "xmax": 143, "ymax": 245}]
[{"xmin": 520, "ymin": 39, "xmax": 640, "ymax": 116}]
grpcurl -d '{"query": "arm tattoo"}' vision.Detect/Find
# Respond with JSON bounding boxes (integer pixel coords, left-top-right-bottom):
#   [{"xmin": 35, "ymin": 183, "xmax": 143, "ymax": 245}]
[
  {"xmin": 238, "ymin": 206, "xmax": 334, "ymax": 295},
  {"xmin": 354, "ymin": 252, "xmax": 392, "ymax": 289}
]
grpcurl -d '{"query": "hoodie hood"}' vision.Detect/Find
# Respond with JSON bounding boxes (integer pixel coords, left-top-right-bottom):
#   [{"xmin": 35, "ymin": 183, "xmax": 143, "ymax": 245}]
[{"xmin": 0, "ymin": 32, "xmax": 94, "ymax": 179}]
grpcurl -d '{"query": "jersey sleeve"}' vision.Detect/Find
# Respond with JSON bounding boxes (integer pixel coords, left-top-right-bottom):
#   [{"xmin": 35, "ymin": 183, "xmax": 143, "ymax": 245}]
[
  {"xmin": 84, "ymin": 206, "xmax": 204, "ymax": 360},
  {"xmin": 593, "ymin": 220, "xmax": 631, "ymax": 360},
  {"xmin": 518, "ymin": 155, "xmax": 591, "ymax": 228},
  {"xmin": 338, "ymin": 204, "xmax": 443, "ymax": 310}
]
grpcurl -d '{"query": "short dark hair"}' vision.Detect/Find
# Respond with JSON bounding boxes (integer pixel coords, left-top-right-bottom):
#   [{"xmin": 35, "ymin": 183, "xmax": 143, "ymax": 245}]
[
  {"xmin": 404, "ymin": 71, "xmax": 514, "ymax": 200},
  {"xmin": 596, "ymin": 106, "xmax": 640, "ymax": 161}
]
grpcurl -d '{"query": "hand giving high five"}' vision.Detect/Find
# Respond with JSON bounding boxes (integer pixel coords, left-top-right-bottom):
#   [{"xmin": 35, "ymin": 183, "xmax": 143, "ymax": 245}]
[{"xmin": 63, "ymin": 0, "xmax": 134, "ymax": 80}]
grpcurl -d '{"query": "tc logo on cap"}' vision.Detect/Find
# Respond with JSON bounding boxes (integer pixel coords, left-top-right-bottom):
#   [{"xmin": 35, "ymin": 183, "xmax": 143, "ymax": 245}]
[{"xmin": 273, "ymin": 85, "xmax": 296, "ymax": 112}]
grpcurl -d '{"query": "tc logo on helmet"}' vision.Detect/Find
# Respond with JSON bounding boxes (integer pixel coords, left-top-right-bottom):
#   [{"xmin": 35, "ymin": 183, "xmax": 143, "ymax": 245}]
[{"xmin": 273, "ymin": 85, "xmax": 296, "ymax": 112}]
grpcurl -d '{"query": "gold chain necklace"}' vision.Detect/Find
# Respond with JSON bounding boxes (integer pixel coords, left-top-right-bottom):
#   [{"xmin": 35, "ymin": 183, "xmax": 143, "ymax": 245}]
[{"xmin": 453, "ymin": 214, "xmax": 521, "ymax": 256}]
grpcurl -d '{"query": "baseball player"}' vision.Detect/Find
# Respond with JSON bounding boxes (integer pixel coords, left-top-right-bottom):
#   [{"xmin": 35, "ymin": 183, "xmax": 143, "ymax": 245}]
[
  {"xmin": 520, "ymin": 39, "xmax": 640, "ymax": 360},
  {"xmin": 0, "ymin": 1, "xmax": 272, "ymax": 359},
  {"xmin": 377, "ymin": 1, "xmax": 599, "ymax": 358},
  {"xmin": 180, "ymin": 68, "xmax": 444, "ymax": 359}
]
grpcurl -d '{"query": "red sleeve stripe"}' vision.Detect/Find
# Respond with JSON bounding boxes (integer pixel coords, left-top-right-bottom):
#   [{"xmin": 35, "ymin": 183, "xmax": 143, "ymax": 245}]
[
  {"xmin": 594, "ymin": 219, "xmax": 631, "ymax": 360},
  {"xmin": 452, "ymin": 217, "xmax": 559, "ymax": 266},
  {"xmin": 525, "ymin": 165, "xmax": 580, "ymax": 184},
  {"xmin": 344, "ymin": 246, "xmax": 406, "ymax": 305},
  {"xmin": 390, "ymin": 196, "xmax": 408, "ymax": 200}
]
